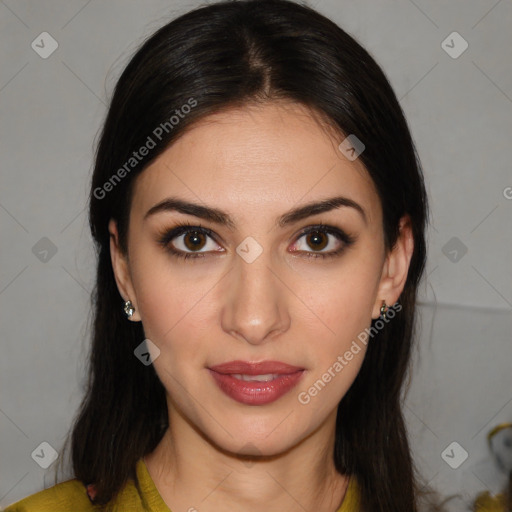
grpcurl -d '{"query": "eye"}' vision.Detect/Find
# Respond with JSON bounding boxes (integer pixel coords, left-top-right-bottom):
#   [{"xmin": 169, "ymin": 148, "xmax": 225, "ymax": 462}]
[
  {"xmin": 156, "ymin": 222, "xmax": 222, "ymax": 260},
  {"xmin": 156, "ymin": 222, "xmax": 355, "ymax": 260},
  {"xmin": 290, "ymin": 224, "xmax": 355, "ymax": 259}
]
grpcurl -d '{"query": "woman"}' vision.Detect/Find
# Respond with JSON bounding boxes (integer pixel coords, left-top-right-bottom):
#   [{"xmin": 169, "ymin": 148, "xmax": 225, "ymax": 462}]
[{"xmin": 4, "ymin": 0, "xmax": 442, "ymax": 510}]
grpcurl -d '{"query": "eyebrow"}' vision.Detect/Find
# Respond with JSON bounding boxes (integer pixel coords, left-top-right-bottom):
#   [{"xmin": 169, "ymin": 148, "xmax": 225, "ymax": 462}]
[{"xmin": 143, "ymin": 195, "xmax": 367, "ymax": 228}]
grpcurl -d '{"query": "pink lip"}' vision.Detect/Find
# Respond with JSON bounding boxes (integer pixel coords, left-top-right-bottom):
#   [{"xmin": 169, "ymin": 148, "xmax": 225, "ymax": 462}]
[
  {"xmin": 208, "ymin": 360, "xmax": 305, "ymax": 405},
  {"xmin": 209, "ymin": 360, "xmax": 304, "ymax": 375}
]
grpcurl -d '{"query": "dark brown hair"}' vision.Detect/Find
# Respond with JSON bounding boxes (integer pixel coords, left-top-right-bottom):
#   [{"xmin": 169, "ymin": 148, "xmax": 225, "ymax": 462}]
[{"xmin": 57, "ymin": 0, "xmax": 436, "ymax": 510}]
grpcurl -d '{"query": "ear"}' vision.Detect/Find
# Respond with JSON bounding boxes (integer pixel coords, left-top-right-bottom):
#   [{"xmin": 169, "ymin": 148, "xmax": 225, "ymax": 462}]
[
  {"xmin": 372, "ymin": 214, "xmax": 414, "ymax": 319},
  {"xmin": 108, "ymin": 218, "xmax": 141, "ymax": 322}
]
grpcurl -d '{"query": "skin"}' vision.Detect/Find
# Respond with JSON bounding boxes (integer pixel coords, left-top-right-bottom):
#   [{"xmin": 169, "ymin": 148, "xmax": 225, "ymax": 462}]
[{"xmin": 109, "ymin": 101, "xmax": 414, "ymax": 512}]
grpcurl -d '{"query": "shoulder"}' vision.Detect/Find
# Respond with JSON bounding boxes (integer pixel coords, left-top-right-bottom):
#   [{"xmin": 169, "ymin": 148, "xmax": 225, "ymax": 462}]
[
  {"xmin": 2, "ymin": 479, "xmax": 94, "ymax": 512},
  {"xmin": 2, "ymin": 460, "xmax": 154, "ymax": 512},
  {"xmin": 338, "ymin": 474, "xmax": 361, "ymax": 511}
]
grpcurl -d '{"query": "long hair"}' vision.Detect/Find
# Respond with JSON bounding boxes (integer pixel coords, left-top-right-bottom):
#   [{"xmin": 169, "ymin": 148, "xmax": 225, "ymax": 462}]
[{"xmin": 59, "ymin": 1, "xmax": 432, "ymax": 510}]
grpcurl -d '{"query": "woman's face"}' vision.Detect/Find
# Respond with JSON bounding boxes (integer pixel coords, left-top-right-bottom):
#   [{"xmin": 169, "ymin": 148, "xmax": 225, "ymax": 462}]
[{"xmin": 109, "ymin": 101, "xmax": 412, "ymax": 457}]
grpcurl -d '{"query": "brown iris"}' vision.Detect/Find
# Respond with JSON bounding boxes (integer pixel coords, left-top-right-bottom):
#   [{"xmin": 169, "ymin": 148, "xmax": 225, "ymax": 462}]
[
  {"xmin": 305, "ymin": 230, "xmax": 328, "ymax": 251},
  {"xmin": 184, "ymin": 231, "xmax": 207, "ymax": 251}
]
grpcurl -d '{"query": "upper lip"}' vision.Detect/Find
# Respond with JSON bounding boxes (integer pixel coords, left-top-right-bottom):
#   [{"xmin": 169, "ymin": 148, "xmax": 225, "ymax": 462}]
[{"xmin": 209, "ymin": 360, "xmax": 304, "ymax": 375}]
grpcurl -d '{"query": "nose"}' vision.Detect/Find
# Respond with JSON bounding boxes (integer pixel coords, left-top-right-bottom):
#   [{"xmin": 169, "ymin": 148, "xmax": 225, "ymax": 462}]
[{"xmin": 220, "ymin": 250, "xmax": 290, "ymax": 346}]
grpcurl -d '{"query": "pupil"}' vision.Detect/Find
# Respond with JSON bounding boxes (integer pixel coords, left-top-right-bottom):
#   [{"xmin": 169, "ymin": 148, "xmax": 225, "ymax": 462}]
[
  {"xmin": 308, "ymin": 231, "xmax": 327, "ymax": 250},
  {"xmin": 185, "ymin": 232, "xmax": 204, "ymax": 250}
]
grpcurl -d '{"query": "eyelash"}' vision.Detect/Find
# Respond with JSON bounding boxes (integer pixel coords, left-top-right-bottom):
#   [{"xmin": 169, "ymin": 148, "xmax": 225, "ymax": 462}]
[{"xmin": 156, "ymin": 221, "xmax": 356, "ymax": 261}]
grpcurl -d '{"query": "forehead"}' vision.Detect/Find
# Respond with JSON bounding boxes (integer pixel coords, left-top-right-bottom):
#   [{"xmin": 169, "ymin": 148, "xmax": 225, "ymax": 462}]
[{"xmin": 131, "ymin": 102, "xmax": 381, "ymax": 229}]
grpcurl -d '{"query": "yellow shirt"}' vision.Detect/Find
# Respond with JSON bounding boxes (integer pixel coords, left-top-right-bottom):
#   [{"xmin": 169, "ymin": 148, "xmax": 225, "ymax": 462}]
[{"xmin": 3, "ymin": 458, "xmax": 361, "ymax": 511}]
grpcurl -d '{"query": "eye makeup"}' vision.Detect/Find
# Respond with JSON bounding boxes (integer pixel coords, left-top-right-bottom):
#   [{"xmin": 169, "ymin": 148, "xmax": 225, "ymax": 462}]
[{"xmin": 155, "ymin": 220, "xmax": 356, "ymax": 261}]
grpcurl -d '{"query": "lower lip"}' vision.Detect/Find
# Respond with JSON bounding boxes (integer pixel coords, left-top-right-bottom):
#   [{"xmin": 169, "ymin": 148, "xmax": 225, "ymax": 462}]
[{"xmin": 208, "ymin": 369, "xmax": 305, "ymax": 405}]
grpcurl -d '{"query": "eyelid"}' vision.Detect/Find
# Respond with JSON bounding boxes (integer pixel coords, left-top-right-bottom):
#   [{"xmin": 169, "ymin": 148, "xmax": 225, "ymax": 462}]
[
  {"xmin": 156, "ymin": 221, "xmax": 356, "ymax": 259},
  {"xmin": 294, "ymin": 223, "xmax": 355, "ymax": 246},
  {"xmin": 156, "ymin": 222, "xmax": 222, "ymax": 255}
]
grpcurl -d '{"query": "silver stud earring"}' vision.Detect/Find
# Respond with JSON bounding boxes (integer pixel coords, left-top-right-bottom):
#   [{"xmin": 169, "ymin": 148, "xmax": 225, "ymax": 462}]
[{"xmin": 123, "ymin": 300, "xmax": 135, "ymax": 319}]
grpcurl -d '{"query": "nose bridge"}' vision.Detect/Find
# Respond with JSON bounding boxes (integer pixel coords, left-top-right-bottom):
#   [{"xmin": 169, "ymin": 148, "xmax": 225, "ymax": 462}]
[{"xmin": 221, "ymin": 242, "xmax": 289, "ymax": 345}]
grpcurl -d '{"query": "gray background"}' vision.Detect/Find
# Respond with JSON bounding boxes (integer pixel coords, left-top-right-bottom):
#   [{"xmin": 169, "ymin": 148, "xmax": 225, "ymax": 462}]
[{"xmin": 1, "ymin": 0, "xmax": 511, "ymax": 510}]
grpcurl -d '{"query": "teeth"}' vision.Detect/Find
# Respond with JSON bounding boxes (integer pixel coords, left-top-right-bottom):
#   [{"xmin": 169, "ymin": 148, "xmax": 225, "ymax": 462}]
[{"xmin": 231, "ymin": 373, "xmax": 280, "ymax": 382}]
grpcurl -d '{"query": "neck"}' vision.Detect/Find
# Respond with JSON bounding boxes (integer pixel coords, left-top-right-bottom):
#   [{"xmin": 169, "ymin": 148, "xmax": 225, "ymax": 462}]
[{"xmin": 144, "ymin": 407, "xmax": 350, "ymax": 512}]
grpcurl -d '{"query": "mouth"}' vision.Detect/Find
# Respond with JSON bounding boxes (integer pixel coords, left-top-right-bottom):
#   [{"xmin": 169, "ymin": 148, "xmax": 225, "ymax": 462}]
[{"xmin": 208, "ymin": 360, "xmax": 305, "ymax": 405}]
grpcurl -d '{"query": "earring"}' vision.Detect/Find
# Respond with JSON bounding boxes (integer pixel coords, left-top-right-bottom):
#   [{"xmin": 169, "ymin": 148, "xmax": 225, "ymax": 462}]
[
  {"xmin": 380, "ymin": 300, "xmax": 389, "ymax": 320},
  {"xmin": 123, "ymin": 300, "xmax": 135, "ymax": 319}
]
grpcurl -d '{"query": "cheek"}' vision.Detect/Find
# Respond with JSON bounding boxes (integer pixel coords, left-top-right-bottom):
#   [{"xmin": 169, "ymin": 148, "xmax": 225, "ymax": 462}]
[
  {"xmin": 295, "ymin": 258, "xmax": 381, "ymax": 344},
  {"xmin": 294, "ymin": 277, "xmax": 371, "ymax": 418},
  {"xmin": 129, "ymin": 256, "xmax": 218, "ymax": 363}
]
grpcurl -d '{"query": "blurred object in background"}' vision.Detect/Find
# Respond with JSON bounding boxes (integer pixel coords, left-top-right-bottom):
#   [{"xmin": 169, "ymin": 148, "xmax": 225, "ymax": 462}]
[{"xmin": 473, "ymin": 423, "xmax": 512, "ymax": 512}]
